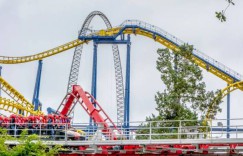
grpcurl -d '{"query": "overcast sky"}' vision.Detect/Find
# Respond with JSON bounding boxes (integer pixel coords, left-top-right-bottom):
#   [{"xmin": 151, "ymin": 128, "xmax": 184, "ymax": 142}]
[{"xmin": 0, "ymin": 0, "xmax": 242, "ymax": 124}]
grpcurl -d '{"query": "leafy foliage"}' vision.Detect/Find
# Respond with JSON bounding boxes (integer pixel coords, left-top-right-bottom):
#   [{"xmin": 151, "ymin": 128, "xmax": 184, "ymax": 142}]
[
  {"xmin": 137, "ymin": 44, "xmax": 222, "ymax": 139},
  {"xmin": 0, "ymin": 129, "xmax": 61, "ymax": 156},
  {"xmin": 216, "ymin": 0, "xmax": 235, "ymax": 22},
  {"xmin": 155, "ymin": 44, "xmax": 221, "ymax": 119}
]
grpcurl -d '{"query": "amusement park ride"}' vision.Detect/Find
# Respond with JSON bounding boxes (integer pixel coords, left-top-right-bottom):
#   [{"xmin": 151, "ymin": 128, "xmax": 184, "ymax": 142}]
[{"xmin": 1, "ymin": 11, "xmax": 243, "ymax": 155}]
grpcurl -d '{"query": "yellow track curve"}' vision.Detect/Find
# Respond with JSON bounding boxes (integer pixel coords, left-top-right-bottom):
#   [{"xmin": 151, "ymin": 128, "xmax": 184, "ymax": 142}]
[
  {"xmin": 206, "ymin": 81, "xmax": 243, "ymax": 119},
  {"xmin": 98, "ymin": 27, "xmax": 243, "ymax": 90},
  {"xmin": 0, "ymin": 97, "xmax": 40, "ymax": 116},
  {"xmin": 0, "ymin": 76, "xmax": 42, "ymax": 116},
  {"xmin": 0, "ymin": 39, "xmax": 87, "ymax": 64}
]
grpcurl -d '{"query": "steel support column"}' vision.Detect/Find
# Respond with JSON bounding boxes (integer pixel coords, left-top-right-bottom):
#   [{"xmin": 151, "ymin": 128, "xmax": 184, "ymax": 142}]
[
  {"xmin": 227, "ymin": 83, "xmax": 230, "ymax": 138},
  {"xmin": 90, "ymin": 42, "xmax": 98, "ymax": 125},
  {"xmin": 91, "ymin": 42, "xmax": 98, "ymax": 101},
  {"xmin": 124, "ymin": 35, "xmax": 131, "ymax": 130},
  {"xmin": 82, "ymin": 36, "xmax": 129, "ymax": 127},
  {"xmin": 32, "ymin": 60, "xmax": 43, "ymax": 111}
]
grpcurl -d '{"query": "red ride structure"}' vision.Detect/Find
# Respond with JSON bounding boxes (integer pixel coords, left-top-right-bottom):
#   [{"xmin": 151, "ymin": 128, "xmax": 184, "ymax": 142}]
[
  {"xmin": 0, "ymin": 85, "xmax": 119, "ymax": 140},
  {"xmin": 2, "ymin": 85, "xmax": 243, "ymax": 155},
  {"xmin": 56, "ymin": 85, "xmax": 120, "ymax": 140},
  {"xmin": 55, "ymin": 86, "xmax": 243, "ymax": 156}
]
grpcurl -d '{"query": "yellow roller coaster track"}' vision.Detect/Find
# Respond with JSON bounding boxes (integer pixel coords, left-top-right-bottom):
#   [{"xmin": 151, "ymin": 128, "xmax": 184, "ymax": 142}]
[
  {"xmin": 0, "ymin": 26, "xmax": 240, "ymax": 89},
  {"xmin": 0, "ymin": 21, "xmax": 242, "ymax": 116},
  {"xmin": 98, "ymin": 27, "xmax": 243, "ymax": 90},
  {"xmin": 206, "ymin": 81, "xmax": 243, "ymax": 119},
  {"xmin": 0, "ymin": 25, "xmax": 241, "ymax": 86},
  {"xmin": 0, "ymin": 76, "xmax": 42, "ymax": 116},
  {"xmin": 0, "ymin": 97, "xmax": 40, "ymax": 116},
  {"xmin": 0, "ymin": 39, "xmax": 87, "ymax": 64}
]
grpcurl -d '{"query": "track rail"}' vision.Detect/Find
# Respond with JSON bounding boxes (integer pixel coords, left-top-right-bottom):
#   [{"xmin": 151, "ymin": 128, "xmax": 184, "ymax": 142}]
[
  {"xmin": 0, "ymin": 76, "xmax": 42, "ymax": 116},
  {"xmin": 93, "ymin": 20, "xmax": 243, "ymax": 89},
  {"xmin": 0, "ymin": 39, "xmax": 86, "ymax": 64},
  {"xmin": 206, "ymin": 81, "xmax": 243, "ymax": 119},
  {"xmin": 0, "ymin": 97, "xmax": 39, "ymax": 116},
  {"xmin": 119, "ymin": 20, "xmax": 243, "ymax": 83},
  {"xmin": 0, "ymin": 76, "xmax": 33, "ymax": 109}
]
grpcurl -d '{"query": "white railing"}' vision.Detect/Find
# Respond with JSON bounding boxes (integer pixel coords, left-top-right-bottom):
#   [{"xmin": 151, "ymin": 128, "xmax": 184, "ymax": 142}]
[{"xmin": 1, "ymin": 119, "xmax": 243, "ymax": 142}]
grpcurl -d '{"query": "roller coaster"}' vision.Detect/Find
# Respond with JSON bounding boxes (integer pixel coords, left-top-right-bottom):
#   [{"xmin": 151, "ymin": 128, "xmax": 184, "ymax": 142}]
[{"xmin": 1, "ymin": 11, "xmax": 243, "ymax": 155}]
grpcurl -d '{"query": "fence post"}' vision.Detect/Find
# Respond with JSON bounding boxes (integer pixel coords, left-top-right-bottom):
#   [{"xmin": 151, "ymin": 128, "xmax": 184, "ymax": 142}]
[
  {"xmin": 111, "ymin": 127, "xmax": 113, "ymax": 140},
  {"xmin": 39, "ymin": 123, "xmax": 41, "ymax": 139},
  {"xmin": 65, "ymin": 123, "xmax": 67, "ymax": 143},
  {"xmin": 149, "ymin": 121, "xmax": 152, "ymax": 140},
  {"xmin": 236, "ymin": 126, "xmax": 238, "ymax": 138},
  {"xmin": 210, "ymin": 120, "xmax": 212, "ymax": 139},
  {"xmin": 14, "ymin": 124, "xmax": 17, "ymax": 137},
  {"xmin": 179, "ymin": 121, "xmax": 181, "ymax": 141},
  {"xmin": 206, "ymin": 124, "xmax": 208, "ymax": 139}
]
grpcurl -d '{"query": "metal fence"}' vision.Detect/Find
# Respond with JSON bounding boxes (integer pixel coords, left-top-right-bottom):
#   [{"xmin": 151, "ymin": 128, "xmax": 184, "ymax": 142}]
[{"xmin": 1, "ymin": 119, "xmax": 243, "ymax": 142}]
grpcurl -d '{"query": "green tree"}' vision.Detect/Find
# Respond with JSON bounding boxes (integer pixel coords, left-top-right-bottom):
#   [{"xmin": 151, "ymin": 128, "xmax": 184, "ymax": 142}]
[
  {"xmin": 136, "ymin": 44, "xmax": 222, "ymax": 139},
  {"xmin": 154, "ymin": 44, "xmax": 222, "ymax": 120},
  {"xmin": 0, "ymin": 129, "xmax": 61, "ymax": 156}
]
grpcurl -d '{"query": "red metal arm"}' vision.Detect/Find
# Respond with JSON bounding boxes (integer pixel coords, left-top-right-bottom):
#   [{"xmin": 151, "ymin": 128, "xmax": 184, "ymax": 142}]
[{"xmin": 57, "ymin": 85, "xmax": 120, "ymax": 140}]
